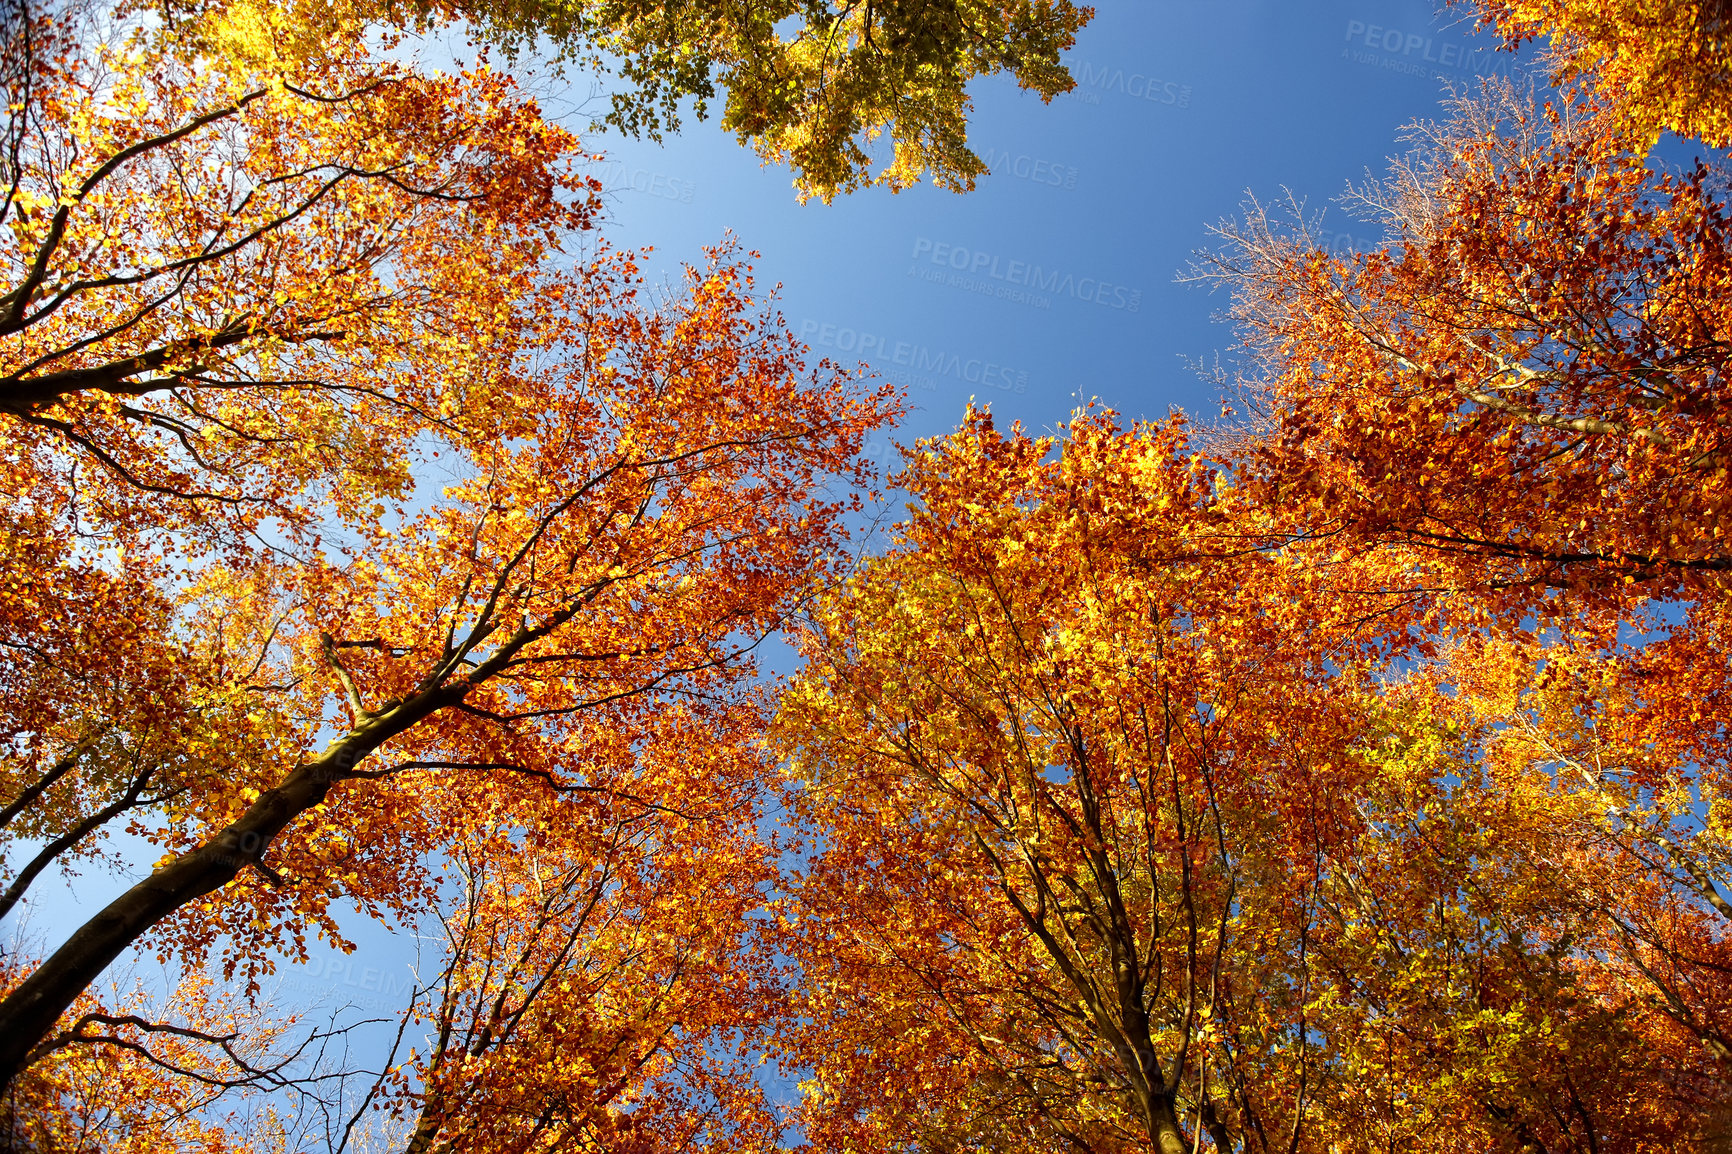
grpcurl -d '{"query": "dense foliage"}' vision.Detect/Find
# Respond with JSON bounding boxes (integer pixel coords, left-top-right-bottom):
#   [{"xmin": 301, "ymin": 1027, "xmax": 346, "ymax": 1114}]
[{"xmin": 2, "ymin": 0, "xmax": 1730, "ymax": 1150}]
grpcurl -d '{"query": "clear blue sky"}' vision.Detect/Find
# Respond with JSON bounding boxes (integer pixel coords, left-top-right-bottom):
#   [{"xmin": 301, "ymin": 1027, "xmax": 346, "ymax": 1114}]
[{"xmin": 578, "ymin": 0, "xmax": 1526, "ymax": 456}]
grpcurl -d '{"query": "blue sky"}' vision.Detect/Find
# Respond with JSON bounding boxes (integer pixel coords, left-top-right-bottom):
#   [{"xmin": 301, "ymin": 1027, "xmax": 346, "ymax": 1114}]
[{"xmin": 574, "ymin": 0, "xmax": 1526, "ymax": 457}]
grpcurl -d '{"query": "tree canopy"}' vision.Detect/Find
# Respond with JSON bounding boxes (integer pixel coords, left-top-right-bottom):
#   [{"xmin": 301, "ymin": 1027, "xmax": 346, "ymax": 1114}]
[
  {"xmin": 171, "ymin": 0, "xmax": 1095, "ymax": 201},
  {"xmin": 5, "ymin": 0, "xmax": 1732, "ymax": 1148}
]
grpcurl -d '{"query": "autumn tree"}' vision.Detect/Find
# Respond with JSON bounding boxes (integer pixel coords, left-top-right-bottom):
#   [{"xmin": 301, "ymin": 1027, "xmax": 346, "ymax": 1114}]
[
  {"xmin": 1401, "ymin": 631, "xmax": 1732, "ymax": 1076},
  {"xmin": 1463, "ymin": 0, "xmax": 1732, "ymax": 145},
  {"xmin": 1183, "ymin": 40, "xmax": 1732, "ymax": 1150},
  {"xmin": 0, "ymin": 0, "xmax": 1061, "ymax": 1141},
  {"xmin": 1295, "ymin": 641, "xmax": 1724, "ymax": 1150},
  {"xmin": 774, "ymin": 407, "xmax": 1732, "ymax": 1152},
  {"xmin": 1, "ymin": 0, "xmax": 597, "ymax": 539},
  {"xmin": 1191, "ymin": 82, "xmax": 1732, "ymax": 625},
  {"xmin": 352, "ymin": 703, "xmax": 788, "ymax": 1154},
  {"xmin": 767, "ymin": 5, "xmax": 1732, "ymax": 1151},
  {"xmin": 0, "ymin": 9, "xmax": 898, "ymax": 1121},
  {"xmin": 173, "ymin": 0, "xmax": 1095, "ymax": 201},
  {"xmin": 0, "ymin": 0, "xmax": 922, "ymax": 1141},
  {"xmin": 775, "ymin": 409, "xmax": 1426, "ymax": 1154},
  {"xmin": 1, "ymin": 234, "xmax": 893, "ymax": 1135}
]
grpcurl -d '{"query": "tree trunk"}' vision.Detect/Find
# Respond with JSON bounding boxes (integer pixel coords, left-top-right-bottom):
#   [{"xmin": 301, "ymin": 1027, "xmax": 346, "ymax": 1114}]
[
  {"xmin": 402, "ymin": 1101, "xmax": 443, "ymax": 1154},
  {"xmin": 1151, "ymin": 1093, "xmax": 1192, "ymax": 1154},
  {"xmin": 1201, "ymin": 1098, "xmax": 1236, "ymax": 1152},
  {"xmin": 0, "ymin": 693, "xmax": 449, "ymax": 1093}
]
